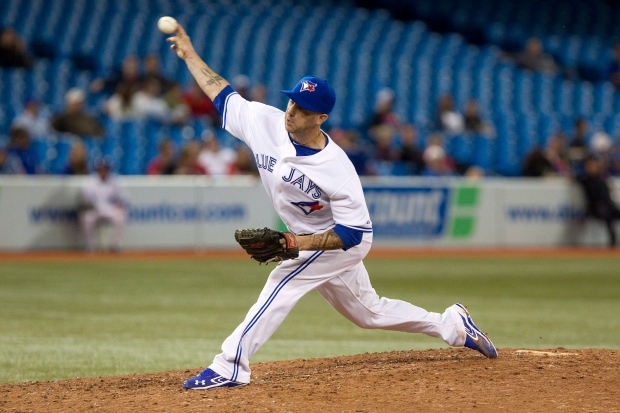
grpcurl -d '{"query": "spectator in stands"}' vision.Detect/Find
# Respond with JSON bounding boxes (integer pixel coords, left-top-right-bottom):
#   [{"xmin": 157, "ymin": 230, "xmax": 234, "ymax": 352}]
[
  {"xmin": 61, "ymin": 141, "xmax": 89, "ymax": 175},
  {"xmin": 174, "ymin": 140, "xmax": 207, "ymax": 175},
  {"xmin": 197, "ymin": 132, "xmax": 237, "ymax": 176},
  {"xmin": 369, "ymin": 88, "xmax": 400, "ymax": 129},
  {"xmin": 369, "ymin": 124, "xmax": 398, "ymax": 164},
  {"xmin": 523, "ymin": 133, "xmax": 571, "ymax": 178},
  {"xmin": 513, "ymin": 37, "xmax": 559, "ymax": 75},
  {"xmin": 0, "ymin": 27, "xmax": 33, "ymax": 69},
  {"xmin": 232, "ymin": 74, "xmax": 252, "ymax": 100},
  {"xmin": 569, "ymin": 117, "xmax": 589, "ymax": 148},
  {"xmin": 51, "ymin": 88, "xmax": 105, "ymax": 138},
  {"xmin": 6, "ymin": 126, "xmax": 40, "ymax": 174},
  {"xmin": 567, "ymin": 117, "xmax": 590, "ymax": 174},
  {"xmin": 90, "ymin": 55, "xmax": 142, "ymax": 96},
  {"xmin": 464, "ymin": 166, "xmax": 485, "ymax": 180},
  {"xmin": 575, "ymin": 155, "xmax": 620, "ymax": 247},
  {"xmin": 143, "ymin": 54, "xmax": 174, "ymax": 94},
  {"xmin": 0, "ymin": 145, "xmax": 10, "ymax": 174},
  {"xmin": 463, "ymin": 99, "xmax": 494, "ymax": 137},
  {"xmin": 230, "ymin": 145, "xmax": 259, "ymax": 176},
  {"xmin": 369, "ymin": 123, "xmax": 402, "ymax": 176},
  {"xmin": 251, "ymin": 83, "xmax": 268, "ymax": 103},
  {"xmin": 422, "ymin": 145, "xmax": 454, "ymax": 177},
  {"xmin": 104, "ymin": 83, "xmax": 138, "ymax": 121},
  {"xmin": 330, "ymin": 127, "xmax": 375, "ymax": 176},
  {"xmin": 0, "ymin": 142, "xmax": 25, "ymax": 174},
  {"xmin": 183, "ymin": 80, "xmax": 219, "ymax": 126},
  {"xmin": 435, "ymin": 94, "xmax": 465, "ymax": 136},
  {"xmin": 133, "ymin": 79, "xmax": 171, "ymax": 122},
  {"xmin": 11, "ymin": 98, "xmax": 51, "ymax": 139},
  {"xmin": 397, "ymin": 123, "xmax": 424, "ymax": 175},
  {"xmin": 421, "ymin": 134, "xmax": 455, "ymax": 176},
  {"xmin": 522, "ymin": 148, "xmax": 555, "ymax": 177},
  {"xmin": 544, "ymin": 132, "xmax": 571, "ymax": 176},
  {"xmin": 79, "ymin": 156, "xmax": 128, "ymax": 252},
  {"xmin": 146, "ymin": 139, "xmax": 177, "ymax": 175},
  {"xmin": 162, "ymin": 82, "xmax": 190, "ymax": 125},
  {"xmin": 609, "ymin": 141, "xmax": 620, "ymax": 176},
  {"xmin": 608, "ymin": 43, "xmax": 620, "ymax": 90},
  {"xmin": 589, "ymin": 131, "xmax": 613, "ymax": 159}
]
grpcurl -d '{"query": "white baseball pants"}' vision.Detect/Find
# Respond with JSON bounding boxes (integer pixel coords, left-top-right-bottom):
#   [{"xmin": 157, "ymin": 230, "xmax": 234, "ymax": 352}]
[
  {"xmin": 210, "ymin": 233, "xmax": 466, "ymax": 384},
  {"xmin": 79, "ymin": 206, "xmax": 126, "ymax": 251}
]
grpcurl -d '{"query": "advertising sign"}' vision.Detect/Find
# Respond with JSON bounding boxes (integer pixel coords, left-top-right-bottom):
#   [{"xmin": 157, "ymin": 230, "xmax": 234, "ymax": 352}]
[{"xmin": 0, "ymin": 177, "xmax": 616, "ymax": 250}]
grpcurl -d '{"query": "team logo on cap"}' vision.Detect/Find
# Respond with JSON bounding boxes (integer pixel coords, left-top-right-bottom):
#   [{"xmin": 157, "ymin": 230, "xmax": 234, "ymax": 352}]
[
  {"xmin": 291, "ymin": 201, "xmax": 323, "ymax": 215},
  {"xmin": 300, "ymin": 80, "xmax": 317, "ymax": 92}
]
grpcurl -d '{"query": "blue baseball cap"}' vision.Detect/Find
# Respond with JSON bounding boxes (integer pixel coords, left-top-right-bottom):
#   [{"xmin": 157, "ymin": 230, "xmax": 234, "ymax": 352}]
[{"xmin": 279, "ymin": 76, "xmax": 336, "ymax": 115}]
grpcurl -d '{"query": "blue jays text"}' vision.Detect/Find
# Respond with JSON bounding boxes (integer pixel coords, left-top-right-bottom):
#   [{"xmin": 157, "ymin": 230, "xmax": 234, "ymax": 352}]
[{"xmin": 255, "ymin": 153, "xmax": 322, "ymax": 199}]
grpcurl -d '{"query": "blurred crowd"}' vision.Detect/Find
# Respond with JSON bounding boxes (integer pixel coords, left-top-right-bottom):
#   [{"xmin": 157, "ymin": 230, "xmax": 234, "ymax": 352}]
[
  {"xmin": 2, "ymin": 27, "xmax": 620, "ymax": 184},
  {"xmin": 0, "ymin": 44, "xmax": 263, "ymax": 178}
]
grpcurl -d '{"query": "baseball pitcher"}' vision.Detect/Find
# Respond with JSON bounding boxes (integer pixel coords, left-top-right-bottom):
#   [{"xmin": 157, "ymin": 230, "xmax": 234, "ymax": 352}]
[{"xmin": 166, "ymin": 23, "xmax": 497, "ymax": 390}]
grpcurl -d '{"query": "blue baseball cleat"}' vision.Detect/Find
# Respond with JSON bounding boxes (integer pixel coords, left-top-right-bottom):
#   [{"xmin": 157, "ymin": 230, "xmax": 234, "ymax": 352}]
[
  {"xmin": 453, "ymin": 303, "xmax": 498, "ymax": 359},
  {"xmin": 182, "ymin": 368, "xmax": 246, "ymax": 390}
]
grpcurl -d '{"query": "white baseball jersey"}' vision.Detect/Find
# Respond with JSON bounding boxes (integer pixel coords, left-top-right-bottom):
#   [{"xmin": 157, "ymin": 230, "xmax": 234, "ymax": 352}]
[
  {"xmin": 206, "ymin": 86, "xmax": 467, "ymax": 384},
  {"xmin": 80, "ymin": 173, "xmax": 128, "ymax": 213},
  {"xmin": 220, "ymin": 90, "xmax": 372, "ymax": 237}
]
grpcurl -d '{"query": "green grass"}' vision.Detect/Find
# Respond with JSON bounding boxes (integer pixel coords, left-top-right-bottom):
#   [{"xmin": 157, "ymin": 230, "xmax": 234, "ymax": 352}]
[{"xmin": 1, "ymin": 256, "xmax": 619, "ymax": 384}]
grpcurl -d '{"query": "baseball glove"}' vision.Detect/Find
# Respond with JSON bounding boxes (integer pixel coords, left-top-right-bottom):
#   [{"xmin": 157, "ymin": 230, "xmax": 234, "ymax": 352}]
[{"xmin": 234, "ymin": 227, "xmax": 299, "ymax": 264}]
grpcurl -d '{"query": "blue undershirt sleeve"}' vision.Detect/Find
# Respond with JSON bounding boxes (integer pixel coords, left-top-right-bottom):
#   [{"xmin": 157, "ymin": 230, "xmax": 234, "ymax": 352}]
[
  {"xmin": 212, "ymin": 85, "xmax": 236, "ymax": 115},
  {"xmin": 332, "ymin": 224, "xmax": 364, "ymax": 251}
]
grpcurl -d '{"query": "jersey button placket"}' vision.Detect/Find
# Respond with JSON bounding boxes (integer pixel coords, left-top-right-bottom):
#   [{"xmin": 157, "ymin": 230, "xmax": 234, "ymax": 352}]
[
  {"xmin": 273, "ymin": 159, "xmax": 287, "ymax": 203},
  {"xmin": 273, "ymin": 161, "xmax": 291, "ymax": 229}
]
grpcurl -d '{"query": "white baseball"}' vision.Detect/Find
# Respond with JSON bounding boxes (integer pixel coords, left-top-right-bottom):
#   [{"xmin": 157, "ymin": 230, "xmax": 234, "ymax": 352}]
[{"xmin": 157, "ymin": 16, "xmax": 178, "ymax": 34}]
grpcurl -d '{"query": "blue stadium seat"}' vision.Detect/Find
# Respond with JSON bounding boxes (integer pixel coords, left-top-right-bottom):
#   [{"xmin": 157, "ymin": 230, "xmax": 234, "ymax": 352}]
[
  {"xmin": 0, "ymin": 104, "xmax": 9, "ymax": 135},
  {"xmin": 604, "ymin": 114, "xmax": 620, "ymax": 140},
  {"xmin": 537, "ymin": 114, "xmax": 560, "ymax": 145},
  {"xmin": 81, "ymin": 136, "xmax": 102, "ymax": 170},
  {"xmin": 3, "ymin": 0, "xmax": 620, "ymax": 175},
  {"xmin": 447, "ymin": 134, "xmax": 473, "ymax": 166},
  {"xmin": 48, "ymin": 136, "xmax": 73, "ymax": 174},
  {"xmin": 516, "ymin": 112, "xmax": 538, "ymax": 158},
  {"xmin": 29, "ymin": 137, "xmax": 50, "ymax": 172},
  {"xmin": 118, "ymin": 120, "xmax": 144, "ymax": 175},
  {"xmin": 472, "ymin": 134, "xmax": 493, "ymax": 170}
]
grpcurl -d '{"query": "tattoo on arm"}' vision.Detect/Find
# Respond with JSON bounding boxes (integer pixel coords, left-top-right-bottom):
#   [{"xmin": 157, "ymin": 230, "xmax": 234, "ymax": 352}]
[
  {"xmin": 308, "ymin": 229, "xmax": 344, "ymax": 250},
  {"xmin": 200, "ymin": 67, "xmax": 223, "ymax": 87}
]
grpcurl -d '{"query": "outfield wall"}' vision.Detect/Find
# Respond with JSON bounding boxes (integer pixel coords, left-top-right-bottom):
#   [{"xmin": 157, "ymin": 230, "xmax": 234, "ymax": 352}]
[{"xmin": 0, "ymin": 176, "xmax": 617, "ymax": 250}]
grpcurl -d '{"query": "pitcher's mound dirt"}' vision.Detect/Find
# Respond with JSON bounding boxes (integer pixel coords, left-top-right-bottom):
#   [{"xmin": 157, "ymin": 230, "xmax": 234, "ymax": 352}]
[{"xmin": 1, "ymin": 348, "xmax": 618, "ymax": 413}]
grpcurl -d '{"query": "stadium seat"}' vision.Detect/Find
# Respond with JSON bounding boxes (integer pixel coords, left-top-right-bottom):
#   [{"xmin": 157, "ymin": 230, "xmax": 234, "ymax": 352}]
[
  {"xmin": 47, "ymin": 136, "xmax": 73, "ymax": 174},
  {"xmin": 472, "ymin": 134, "xmax": 493, "ymax": 170},
  {"xmin": 3, "ymin": 0, "xmax": 620, "ymax": 175},
  {"xmin": 29, "ymin": 137, "xmax": 50, "ymax": 172},
  {"xmin": 447, "ymin": 134, "xmax": 473, "ymax": 166}
]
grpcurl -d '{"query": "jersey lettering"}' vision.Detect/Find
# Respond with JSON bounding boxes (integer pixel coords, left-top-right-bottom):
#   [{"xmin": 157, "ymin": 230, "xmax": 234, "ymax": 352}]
[
  {"xmin": 282, "ymin": 168, "xmax": 295, "ymax": 182},
  {"xmin": 282, "ymin": 168, "xmax": 323, "ymax": 199},
  {"xmin": 290, "ymin": 175, "xmax": 305, "ymax": 190},
  {"xmin": 304, "ymin": 180, "xmax": 318, "ymax": 196},
  {"xmin": 255, "ymin": 153, "xmax": 277, "ymax": 172},
  {"xmin": 268, "ymin": 156, "xmax": 277, "ymax": 172},
  {"xmin": 307, "ymin": 181, "xmax": 321, "ymax": 199}
]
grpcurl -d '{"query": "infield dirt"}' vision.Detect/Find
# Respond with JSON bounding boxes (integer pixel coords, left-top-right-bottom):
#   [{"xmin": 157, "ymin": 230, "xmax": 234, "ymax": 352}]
[{"xmin": 1, "ymin": 348, "xmax": 618, "ymax": 413}]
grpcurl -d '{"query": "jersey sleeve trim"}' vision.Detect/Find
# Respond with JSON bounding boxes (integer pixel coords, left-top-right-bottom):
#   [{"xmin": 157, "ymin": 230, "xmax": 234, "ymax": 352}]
[
  {"xmin": 212, "ymin": 85, "xmax": 237, "ymax": 128},
  {"xmin": 340, "ymin": 224, "xmax": 373, "ymax": 232},
  {"xmin": 333, "ymin": 224, "xmax": 368, "ymax": 251}
]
